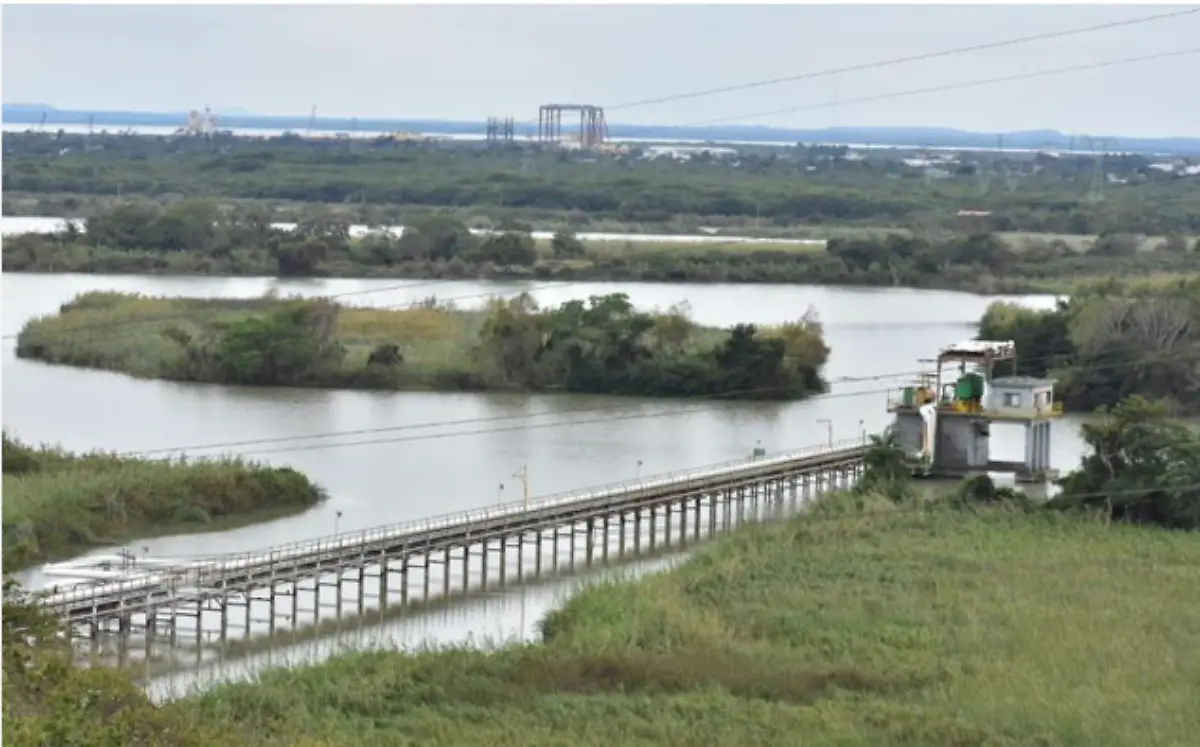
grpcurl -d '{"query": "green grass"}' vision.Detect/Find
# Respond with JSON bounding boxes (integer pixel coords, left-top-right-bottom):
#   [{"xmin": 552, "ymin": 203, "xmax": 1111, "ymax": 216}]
[
  {"xmin": 155, "ymin": 499, "xmax": 1200, "ymax": 747},
  {"xmin": 1, "ymin": 434, "xmax": 327, "ymax": 570}
]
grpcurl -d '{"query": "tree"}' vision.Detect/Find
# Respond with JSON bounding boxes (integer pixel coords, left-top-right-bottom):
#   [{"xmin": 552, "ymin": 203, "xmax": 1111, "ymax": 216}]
[
  {"xmin": 854, "ymin": 430, "xmax": 915, "ymax": 500},
  {"xmin": 1091, "ymin": 231, "xmax": 1140, "ymax": 257},
  {"xmin": 551, "ymin": 230, "xmax": 586, "ymax": 258},
  {"xmin": 216, "ymin": 301, "xmax": 345, "ymax": 385},
  {"xmin": 1054, "ymin": 396, "xmax": 1200, "ymax": 528},
  {"xmin": 473, "ymin": 231, "xmax": 537, "ymax": 266},
  {"xmin": 652, "ymin": 301, "xmax": 693, "ymax": 352},
  {"xmin": 405, "ymin": 215, "xmax": 478, "ymax": 261},
  {"xmin": 477, "ymin": 293, "xmax": 544, "ymax": 386}
]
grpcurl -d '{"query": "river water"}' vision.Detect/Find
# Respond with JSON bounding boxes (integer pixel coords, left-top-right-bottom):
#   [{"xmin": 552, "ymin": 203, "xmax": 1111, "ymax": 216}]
[{"xmin": 2, "ymin": 271, "xmax": 1084, "ymax": 697}]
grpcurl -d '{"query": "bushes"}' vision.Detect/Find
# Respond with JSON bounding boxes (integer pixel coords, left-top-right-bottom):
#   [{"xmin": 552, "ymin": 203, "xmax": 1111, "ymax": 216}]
[{"xmin": 1, "ymin": 434, "xmax": 326, "ymax": 569}]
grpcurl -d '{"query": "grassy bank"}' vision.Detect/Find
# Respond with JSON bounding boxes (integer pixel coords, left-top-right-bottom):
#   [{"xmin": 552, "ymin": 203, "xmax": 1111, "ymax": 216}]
[
  {"xmin": 200, "ymin": 506, "xmax": 1196, "ymax": 746},
  {"xmin": 11, "ymin": 495, "xmax": 1197, "ymax": 746},
  {"xmin": 1, "ymin": 435, "xmax": 327, "ymax": 570},
  {"xmin": 15, "ymin": 290, "xmax": 830, "ymax": 400}
]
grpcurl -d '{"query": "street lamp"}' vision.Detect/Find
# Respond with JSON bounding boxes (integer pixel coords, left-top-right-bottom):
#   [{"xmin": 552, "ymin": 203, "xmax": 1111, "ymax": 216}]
[
  {"xmin": 334, "ymin": 510, "xmax": 343, "ymax": 535},
  {"xmin": 636, "ymin": 459, "xmax": 644, "ymax": 480},
  {"xmin": 858, "ymin": 419, "xmax": 866, "ymax": 442},
  {"xmin": 511, "ymin": 465, "xmax": 531, "ymax": 643},
  {"xmin": 817, "ymin": 419, "xmax": 833, "ymax": 447},
  {"xmin": 497, "ymin": 482, "xmax": 505, "ymax": 505}
]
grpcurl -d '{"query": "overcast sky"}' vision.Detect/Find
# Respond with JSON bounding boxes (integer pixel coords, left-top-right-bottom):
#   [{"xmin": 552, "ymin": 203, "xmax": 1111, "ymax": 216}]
[{"xmin": 4, "ymin": 4, "xmax": 1198, "ymax": 137}]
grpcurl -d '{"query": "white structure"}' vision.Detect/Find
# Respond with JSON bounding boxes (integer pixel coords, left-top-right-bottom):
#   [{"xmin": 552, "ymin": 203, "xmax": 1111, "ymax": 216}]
[{"xmin": 985, "ymin": 376, "xmax": 1058, "ymax": 419}]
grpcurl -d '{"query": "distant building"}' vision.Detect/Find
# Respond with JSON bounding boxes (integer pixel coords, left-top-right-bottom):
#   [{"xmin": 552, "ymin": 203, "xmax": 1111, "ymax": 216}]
[{"xmin": 644, "ymin": 145, "xmax": 738, "ymax": 161}]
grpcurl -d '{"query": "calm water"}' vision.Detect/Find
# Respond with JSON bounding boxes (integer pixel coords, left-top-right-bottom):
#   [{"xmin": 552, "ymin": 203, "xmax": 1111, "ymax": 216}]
[{"xmin": 3, "ymin": 272, "xmax": 1086, "ymax": 694}]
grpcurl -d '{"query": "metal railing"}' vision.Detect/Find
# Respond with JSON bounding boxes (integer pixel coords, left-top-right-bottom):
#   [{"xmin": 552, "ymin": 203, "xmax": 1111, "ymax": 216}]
[
  {"xmin": 39, "ymin": 437, "xmax": 869, "ymax": 609},
  {"xmin": 185, "ymin": 437, "xmax": 868, "ymax": 572}
]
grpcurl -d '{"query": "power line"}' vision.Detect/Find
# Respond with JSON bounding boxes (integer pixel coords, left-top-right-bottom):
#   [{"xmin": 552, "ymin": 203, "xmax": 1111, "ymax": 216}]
[
  {"xmin": 605, "ymin": 7, "xmax": 1200, "ymax": 113},
  {"xmin": 44, "ymin": 350, "xmax": 1198, "ymax": 462},
  {"xmin": 682, "ymin": 47, "xmax": 1200, "ymax": 127}
]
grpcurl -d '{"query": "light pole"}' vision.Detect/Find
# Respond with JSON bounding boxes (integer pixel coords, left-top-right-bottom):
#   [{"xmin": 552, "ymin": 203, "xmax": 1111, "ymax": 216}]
[
  {"xmin": 818, "ymin": 419, "xmax": 833, "ymax": 448},
  {"xmin": 859, "ymin": 419, "xmax": 866, "ymax": 442},
  {"xmin": 511, "ymin": 465, "xmax": 530, "ymax": 642},
  {"xmin": 497, "ymin": 482, "xmax": 505, "ymax": 505},
  {"xmin": 334, "ymin": 510, "xmax": 343, "ymax": 535},
  {"xmin": 636, "ymin": 459, "xmax": 644, "ymax": 480}
]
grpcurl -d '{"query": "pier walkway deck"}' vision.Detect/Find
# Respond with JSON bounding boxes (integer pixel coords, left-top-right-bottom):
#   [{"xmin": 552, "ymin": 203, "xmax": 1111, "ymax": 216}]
[{"xmin": 37, "ymin": 439, "xmax": 870, "ymax": 644}]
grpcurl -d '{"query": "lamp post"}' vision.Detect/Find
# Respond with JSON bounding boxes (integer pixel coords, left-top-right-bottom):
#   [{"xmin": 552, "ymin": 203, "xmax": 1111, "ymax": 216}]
[
  {"xmin": 859, "ymin": 419, "xmax": 866, "ymax": 442},
  {"xmin": 511, "ymin": 465, "xmax": 530, "ymax": 643},
  {"xmin": 636, "ymin": 459, "xmax": 644, "ymax": 480},
  {"xmin": 334, "ymin": 510, "xmax": 343, "ymax": 535}
]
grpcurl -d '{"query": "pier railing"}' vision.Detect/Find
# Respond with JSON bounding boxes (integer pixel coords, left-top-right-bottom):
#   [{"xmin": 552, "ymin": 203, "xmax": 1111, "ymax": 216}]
[
  {"xmin": 39, "ymin": 438, "xmax": 869, "ymax": 607},
  {"xmin": 185, "ymin": 437, "xmax": 868, "ymax": 573}
]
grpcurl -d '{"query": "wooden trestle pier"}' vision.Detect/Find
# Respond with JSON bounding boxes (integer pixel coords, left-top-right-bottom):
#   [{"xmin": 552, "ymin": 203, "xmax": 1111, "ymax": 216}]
[{"xmin": 37, "ymin": 440, "xmax": 870, "ymax": 655}]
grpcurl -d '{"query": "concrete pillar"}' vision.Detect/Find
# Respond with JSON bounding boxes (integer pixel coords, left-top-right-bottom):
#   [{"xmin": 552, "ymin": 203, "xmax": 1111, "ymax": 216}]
[
  {"xmin": 498, "ymin": 536, "xmax": 507, "ymax": 586},
  {"xmin": 553, "ymin": 528, "xmax": 561, "ymax": 572},
  {"xmin": 517, "ymin": 533, "xmax": 525, "ymax": 583}
]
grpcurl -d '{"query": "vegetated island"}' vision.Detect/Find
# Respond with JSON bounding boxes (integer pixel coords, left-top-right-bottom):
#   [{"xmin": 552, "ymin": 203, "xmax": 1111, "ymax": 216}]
[
  {"xmin": 4, "ymin": 396, "xmax": 1198, "ymax": 746},
  {"xmin": 978, "ymin": 276, "xmax": 1200, "ymax": 415},
  {"xmin": 4, "ymin": 200, "xmax": 1199, "ymax": 294},
  {"xmin": 0, "ymin": 434, "xmax": 327, "ymax": 571},
  {"xmin": 15, "ymin": 291, "xmax": 830, "ymax": 401}
]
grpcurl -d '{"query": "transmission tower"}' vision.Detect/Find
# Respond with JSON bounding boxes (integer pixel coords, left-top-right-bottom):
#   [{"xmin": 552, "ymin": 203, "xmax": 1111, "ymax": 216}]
[{"xmin": 1084, "ymin": 135, "xmax": 1113, "ymax": 203}]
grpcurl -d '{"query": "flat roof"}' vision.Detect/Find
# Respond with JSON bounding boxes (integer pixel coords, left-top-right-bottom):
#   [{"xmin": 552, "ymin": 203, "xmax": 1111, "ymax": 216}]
[
  {"xmin": 939, "ymin": 339, "xmax": 1016, "ymax": 359},
  {"xmin": 991, "ymin": 376, "xmax": 1055, "ymax": 387}
]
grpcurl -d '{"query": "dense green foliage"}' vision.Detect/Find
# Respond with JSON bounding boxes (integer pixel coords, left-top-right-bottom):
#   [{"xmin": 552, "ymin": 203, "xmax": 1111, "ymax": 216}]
[
  {"xmin": 1, "ymin": 434, "xmax": 326, "ymax": 570},
  {"xmin": 5, "ymin": 199, "xmax": 1198, "ymax": 293},
  {"xmin": 16, "ymin": 291, "xmax": 830, "ymax": 400},
  {"xmin": 978, "ymin": 276, "xmax": 1200, "ymax": 414},
  {"xmin": 1053, "ymin": 396, "xmax": 1200, "ymax": 529},
  {"xmin": 6, "ymin": 130, "xmax": 1200, "ymax": 235}
]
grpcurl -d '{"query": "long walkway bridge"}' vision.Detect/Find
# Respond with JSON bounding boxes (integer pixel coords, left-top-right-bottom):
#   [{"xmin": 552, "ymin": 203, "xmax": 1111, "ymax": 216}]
[{"xmin": 36, "ymin": 439, "xmax": 870, "ymax": 657}]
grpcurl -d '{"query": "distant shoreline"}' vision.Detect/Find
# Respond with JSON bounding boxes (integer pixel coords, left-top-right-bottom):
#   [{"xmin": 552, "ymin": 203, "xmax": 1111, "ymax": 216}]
[{"xmin": 5, "ymin": 105, "xmax": 1198, "ymax": 156}]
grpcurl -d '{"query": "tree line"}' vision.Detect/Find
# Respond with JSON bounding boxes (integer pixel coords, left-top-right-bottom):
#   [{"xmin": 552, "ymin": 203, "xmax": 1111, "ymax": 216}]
[
  {"xmin": 188, "ymin": 292, "xmax": 830, "ymax": 400},
  {"xmin": 5, "ymin": 200, "xmax": 1197, "ymax": 293},
  {"xmin": 6, "ymin": 130, "xmax": 1200, "ymax": 235},
  {"xmin": 979, "ymin": 277, "xmax": 1200, "ymax": 415}
]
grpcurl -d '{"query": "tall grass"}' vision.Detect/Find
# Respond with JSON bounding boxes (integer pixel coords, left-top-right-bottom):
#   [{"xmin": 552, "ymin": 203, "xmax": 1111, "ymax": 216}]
[
  {"xmin": 1, "ymin": 434, "xmax": 326, "ymax": 570},
  {"xmin": 160, "ymin": 497, "xmax": 1199, "ymax": 747}
]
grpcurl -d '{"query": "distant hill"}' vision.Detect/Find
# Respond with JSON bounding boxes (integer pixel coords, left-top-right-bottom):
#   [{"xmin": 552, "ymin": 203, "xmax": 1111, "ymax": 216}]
[{"xmin": 5, "ymin": 104, "xmax": 1199, "ymax": 156}]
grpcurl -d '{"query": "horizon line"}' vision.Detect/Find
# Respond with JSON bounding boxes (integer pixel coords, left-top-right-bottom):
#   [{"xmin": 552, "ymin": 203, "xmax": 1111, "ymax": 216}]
[{"xmin": 4, "ymin": 103, "xmax": 1199, "ymax": 142}]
